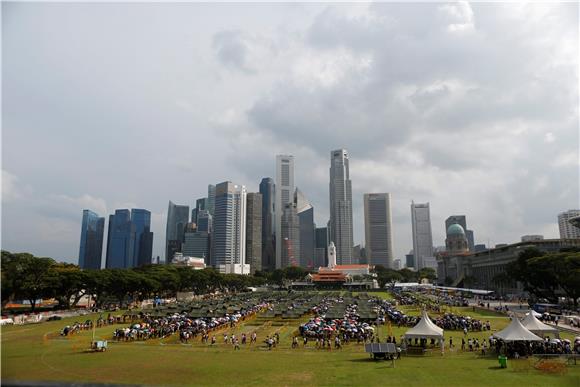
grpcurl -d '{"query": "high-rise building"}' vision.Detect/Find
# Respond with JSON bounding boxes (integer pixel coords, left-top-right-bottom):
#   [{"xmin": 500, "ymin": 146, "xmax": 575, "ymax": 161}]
[
  {"xmin": 411, "ymin": 202, "xmax": 434, "ymax": 270},
  {"xmin": 106, "ymin": 209, "xmax": 135, "ymax": 269},
  {"xmin": 295, "ymin": 188, "xmax": 315, "ymax": 269},
  {"xmin": 315, "ymin": 226, "xmax": 329, "ymax": 268},
  {"xmin": 131, "ymin": 209, "xmax": 153, "ymax": 267},
  {"xmin": 280, "ymin": 202, "xmax": 300, "ymax": 268},
  {"xmin": 78, "ymin": 210, "xmax": 105, "ymax": 270},
  {"xmin": 259, "ymin": 177, "xmax": 275, "ymax": 271},
  {"xmin": 212, "ymin": 181, "xmax": 249, "ymax": 274},
  {"xmin": 192, "ymin": 197, "xmax": 209, "ymax": 225},
  {"xmin": 558, "ymin": 210, "xmax": 580, "ymax": 239},
  {"xmin": 445, "ymin": 215, "xmax": 475, "ymax": 251},
  {"xmin": 182, "ymin": 222, "xmax": 210, "ymax": 262},
  {"xmin": 363, "ymin": 193, "xmax": 394, "ymax": 269},
  {"xmin": 246, "ymin": 192, "xmax": 263, "ymax": 274},
  {"xmin": 329, "ymin": 149, "xmax": 354, "ymax": 264},
  {"xmin": 207, "ymin": 185, "xmax": 216, "ymax": 216},
  {"xmin": 405, "ymin": 252, "xmax": 415, "ymax": 269},
  {"xmin": 197, "ymin": 210, "xmax": 213, "ymax": 233},
  {"xmin": 165, "ymin": 201, "xmax": 190, "ymax": 263},
  {"xmin": 275, "ymin": 155, "xmax": 294, "ymax": 269}
]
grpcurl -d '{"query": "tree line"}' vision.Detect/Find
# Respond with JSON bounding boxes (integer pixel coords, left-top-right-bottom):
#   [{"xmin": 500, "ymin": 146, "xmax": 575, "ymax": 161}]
[
  {"xmin": 506, "ymin": 247, "xmax": 580, "ymax": 307},
  {"xmin": 0, "ymin": 251, "xmax": 311, "ymax": 311}
]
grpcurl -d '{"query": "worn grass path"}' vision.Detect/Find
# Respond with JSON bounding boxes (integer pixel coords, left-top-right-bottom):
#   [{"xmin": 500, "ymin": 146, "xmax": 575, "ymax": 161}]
[{"xmin": 2, "ymin": 303, "xmax": 579, "ymax": 386}]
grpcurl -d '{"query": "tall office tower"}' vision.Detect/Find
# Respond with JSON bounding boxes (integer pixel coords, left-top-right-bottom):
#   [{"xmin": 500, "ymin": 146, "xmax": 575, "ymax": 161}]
[
  {"xmin": 212, "ymin": 181, "xmax": 248, "ymax": 273},
  {"xmin": 192, "ymin": 197, "xmax": 209, "ymax": 224},
  {"xmin": 131, "ymin": 209, "xmax": 153, "ymax": 267},
  {"xmin": 558, "ymin": 210, "xmax": 580, "ymax": 239},
  {"xmin": 106, "ymin": 209, "xmax": 136, "ymax": 269},
  {"xmin": 275, "ymin": 155, "xmax": 294, "ymax": 269},
  {"xmin": 78, "ymin": 210, "xmax": 105, "ymax": 269},
  {"xmin": 259, "ymin": 177, "xmax": 275, "ymax": 271},
  {"xmin": 295, "ymin": 188, "xmax": 315, "ymax": 269},
  {"xmin": 411, "ymin": 202, "xmax": 434, "ymax": 270},
  {"xmin": 197, "ymin": 210, "xmax": 213, "ymax": 233},
  {"xmin": 280, "ymin": 202, "xmax": 300, "ymax": 268},
  {"xmin": 405, "ymin": 252, "xmax": 415, "ymax": 269},
  {"xmin": 207, "ymin": 185, "xmax": 216, "ymax": 216},
  {"xmin": 329, "ymin": 149, "xmax": 354, "ymax": 264},
  {"xmin": 363, "ymin": 193, "xmax": 394, "ymax": 269},
  {"xmin": 445, "ymin": 215, "xmax": 475, "ymax": 251},
  {"xmin": 245, "ymin": 192, "xmax": 263, "ymax": 274},
  {"xmin": 182, "ymin": 222, "xmax": 210, "ymax": 261},
  {"xmin": 315, "ymin": 226, "xmax": 329, "ymax": 268},
  {"xmin": 165, "ymin": 201, "xmax": 190, "ymax": 263}
]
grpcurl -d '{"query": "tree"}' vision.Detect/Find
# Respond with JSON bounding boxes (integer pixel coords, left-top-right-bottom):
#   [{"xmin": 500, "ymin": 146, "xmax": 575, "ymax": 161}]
[
  {"xmin": 530, "ymin": 252, "xmax": 580, "ymax": 307},
  {"xmin": 7, "ymin": 253, "xmax": 56, "ymax": 312},
  {"xmin": 46, "ymin": 263, "xmax": 88, "ymax": 309},
  {"xmin": 84, "ymin": 269, "xmax": 112, "ymax": 308},
  {"xmin": 418, "ymin": 268, "xmax": 437, "ymax": 282}
]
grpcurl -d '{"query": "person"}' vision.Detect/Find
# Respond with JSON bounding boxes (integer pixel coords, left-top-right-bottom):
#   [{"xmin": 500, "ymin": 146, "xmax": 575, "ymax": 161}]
[
  {"xmin": 449, "ymin": 337, "xmax": 453, "ymax": 348},
  {"xmin": 292, "ymin": 336, "xmax": 298, "ymax": 349},
  {"xmin": 211, "ymin": 335, "xmax": 216, "ymax": 346},
  {"xmin": 468, "ymin": 338, "xmax": 473, "ymax": 351},
  {"xmin": 303, "ymin": 336, "xmax": 308, "ymax": 346},
  {"xmin": 482, "ymin": 340, "xmax": 487, "ymax": 355},
  {"xmin": 251, "ymin": 332, "xmax": 257, "ymax": 344},
  {"xmin": 234, "ymin": 338, "xmax": 240, "ymax": 350},
  {"xmin": 241, "ymin": 333, "xmax": 247, "ymax": 345},
  {"xmin": 461, "ymin": 338, "xmax": 466, "ymax": 351}
]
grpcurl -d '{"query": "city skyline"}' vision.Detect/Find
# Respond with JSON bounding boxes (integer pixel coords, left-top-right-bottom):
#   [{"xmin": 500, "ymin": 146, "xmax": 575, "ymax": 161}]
[{"xmin": 3, "ymin": 3, "xmax": 577, "ymax": 264}]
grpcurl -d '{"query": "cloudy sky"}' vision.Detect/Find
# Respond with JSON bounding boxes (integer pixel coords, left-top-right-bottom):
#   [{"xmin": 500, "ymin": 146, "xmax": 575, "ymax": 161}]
[{"xmin": 3, "ymin": 2, "xmax": 578, "ymax": 265}]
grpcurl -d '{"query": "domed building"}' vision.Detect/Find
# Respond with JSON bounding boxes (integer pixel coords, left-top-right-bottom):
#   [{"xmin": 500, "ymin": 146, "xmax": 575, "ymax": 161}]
[{"xmin": 445, "ymin": 223, "xmax": 469, "ymax": 254}]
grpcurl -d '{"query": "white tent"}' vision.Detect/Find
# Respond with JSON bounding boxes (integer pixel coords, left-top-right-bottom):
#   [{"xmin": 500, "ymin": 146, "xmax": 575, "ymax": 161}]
[
  {"xmin": 404, "ymin": 309, "xmax": 445, "ymax": 353},
  {"xmin": 521, "ymin": 310, "xmax": 559, "ymax": 338},
  {"xmin": 493, "ymin": 317, "xmax": 543, "ymax": 342}
]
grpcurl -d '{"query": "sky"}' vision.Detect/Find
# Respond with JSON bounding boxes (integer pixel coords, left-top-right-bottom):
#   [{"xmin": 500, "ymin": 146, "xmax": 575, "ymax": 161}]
[{"xmin": 2, "ymin": 2, "xmax": 579, "ymax": 265}]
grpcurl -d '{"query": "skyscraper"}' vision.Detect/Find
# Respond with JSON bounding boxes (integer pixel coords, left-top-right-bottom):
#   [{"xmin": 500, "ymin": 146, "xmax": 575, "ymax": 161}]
[
  {"xmin": 329, "ymin": 149, "xmax": 354, "ymax": 264},
  {"xmin": 192, "ymin": 197, "xmax": 209, "ymax": 225},
  {"xmin": 280, "ymin": 202, "xmax": 300, "ymax": 268},
  {"xmin": 275, "ymin": 155, "xmax": 294, "ymax": 269},
  {"xmin": 165, "ymin": 201, "xmax": 190, "ymax": 263},
  {"xmin": 295, "ymin": 188, "xmax": 315, "ymax": 269},
  {"xmin": 445, "ymin": 215, "xmax": 475, "ymax": 251},
  {"xmin": 78, "ymin": 209, "xmax": 105, "ymax": 270},
  {"xmin": 315, "ymin": 226, "xmax": 329, "ymax": 268},
  {"xmin": 197, "ymin": 210, "xmax": 213, "ymax": 233},
  {"xmin": 131, "ymin": 209, "xmax": 153, "ymax": 267},
  {"xmin": 259, "ymin": 177, "xmax": 275, "ymax": 271},
  {"xmin": 558, "ymin": 210, "xmax": 580, "ymax": 239},
  {"xmin": 212, "ymin": 181, "xmax": 248, "ymax": 274},
  {"xmin": 363, "ymin": 193, "xmax": 394, "ymax": 269},
  {"xmin": 182, "ymin": 222, "xmax": 210, "ymax": 261},
  {"xmin": 411, "ymin": 202, "xmax": 434, "ymax": 270},
  {"xmin": 207, "ymin": 184, "xmax": 216, "ymax": 216},
  {"xmin": 245, "ymin": 192, "xmax": 262, "ymax": 274},
  {"xmin": 106, "ymin": 209, "xmax": 135, "ymax": 269}
]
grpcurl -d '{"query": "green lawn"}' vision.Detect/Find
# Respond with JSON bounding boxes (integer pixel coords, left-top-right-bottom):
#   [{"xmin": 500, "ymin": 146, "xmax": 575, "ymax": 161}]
[{"xmin": 2, "ymin": 308, "xmax": 578, "ymax": 386}]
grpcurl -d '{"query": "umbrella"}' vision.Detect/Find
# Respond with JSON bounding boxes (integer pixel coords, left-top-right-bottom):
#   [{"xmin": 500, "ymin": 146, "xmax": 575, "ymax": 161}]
[{"xmin": 562, "ymin": 339, "xmax": 571, "ymax": 344}]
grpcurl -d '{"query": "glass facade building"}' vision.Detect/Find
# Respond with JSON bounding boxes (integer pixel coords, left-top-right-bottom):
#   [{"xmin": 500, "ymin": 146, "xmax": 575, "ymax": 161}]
[
  {"xmin": 166, "ymin": 201, "xmax": 190, "ymax": 263},
  {"xmin": 259, "ymin": 177, "xmax": 275, "ymax": 271},
  {"xmin": 106, "ymin": 209, "xmax": 135, "ymax": 269},
  {"xmin": 132, "ymin": 209, "xmax": 153, "ymax": 267},
  {"xmin": 78, "ymin": 210, "xmax": 105, "ymax": 269}
]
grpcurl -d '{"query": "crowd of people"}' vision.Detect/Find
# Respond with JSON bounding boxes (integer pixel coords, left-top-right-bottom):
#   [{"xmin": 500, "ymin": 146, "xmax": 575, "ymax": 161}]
[
  {"xmin": 432, "ymin": 313, "xmax": 490, "ymax": 332},
  {"xmin": 112, "ymin": 301, "xmax": 270, "ymax": 342}
]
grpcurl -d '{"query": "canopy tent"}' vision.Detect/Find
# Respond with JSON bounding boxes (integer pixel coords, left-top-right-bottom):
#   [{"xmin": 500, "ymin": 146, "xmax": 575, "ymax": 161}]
[
  {"xmin": 403, "ymin": 309, "xmax": 445, "ymax": 354},
  {"xmin": 521, "ymin": 310, "xmax": 559, "ymax": 338},
  {"xmin": 493, "ymin": 317, "xmax": 543, "ymax": 342},
  {"xmin": 403, "ymin": 309, "xmax": 444, "ymax": 339}
]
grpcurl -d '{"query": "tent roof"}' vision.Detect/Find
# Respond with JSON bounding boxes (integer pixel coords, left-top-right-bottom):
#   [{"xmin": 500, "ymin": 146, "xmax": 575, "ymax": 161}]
[
  {"xmin": 521, "ymin": 311, "xmax": 559, "ymax": 334},
  {"xmin": 493, "ymin": 317, "xmax": 543, "ymax": 342},
  {"xmin": 404, "ymin": 310, "xmax": 444, "ymax": 339}
]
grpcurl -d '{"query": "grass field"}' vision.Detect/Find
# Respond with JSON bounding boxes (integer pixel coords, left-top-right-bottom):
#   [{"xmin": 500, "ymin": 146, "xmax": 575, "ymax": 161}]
[{"xmin": 2, "ymin": 293, "xmax": 579, "ymax": 386}]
